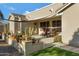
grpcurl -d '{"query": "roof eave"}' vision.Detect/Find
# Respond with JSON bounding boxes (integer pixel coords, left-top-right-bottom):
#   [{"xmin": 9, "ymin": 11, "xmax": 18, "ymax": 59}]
[{"xmin": 57, "ymin": 3, "xmax": 75, "ymax": 13}]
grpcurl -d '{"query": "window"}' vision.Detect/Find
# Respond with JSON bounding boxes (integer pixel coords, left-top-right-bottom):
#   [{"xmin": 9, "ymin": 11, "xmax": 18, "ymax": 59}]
[
  {"xmin": 34, "ymin": 23, "xmax": 37, "ymax": 25},
  {"xmin": 15, "ymin": 16, "xmax": 19, "ymax": 20},
  {"xmin": 52, "ymin": 20, "xmax": 61, "ymax": 27},
  {"xmin": 40, "ymin": 21, "xmax": 49, "ymax": 27}
]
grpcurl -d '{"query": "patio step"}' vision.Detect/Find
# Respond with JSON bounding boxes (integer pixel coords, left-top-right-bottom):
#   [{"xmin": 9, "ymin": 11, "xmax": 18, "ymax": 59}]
[{"xmin": 0, "ymin": 43, "xmax": 22, "ymax": 56}]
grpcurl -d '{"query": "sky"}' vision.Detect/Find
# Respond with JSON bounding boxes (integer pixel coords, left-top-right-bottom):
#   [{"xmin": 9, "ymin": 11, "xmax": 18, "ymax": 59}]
[{"xmin": 0, "ymin": 3, "xmax": 50, "ymax": 19}]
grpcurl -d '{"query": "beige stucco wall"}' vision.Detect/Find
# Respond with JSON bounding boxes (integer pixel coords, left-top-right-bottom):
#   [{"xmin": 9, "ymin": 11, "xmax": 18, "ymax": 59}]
[
  {"xmin": 21, "ymin": 22, "xmax": 28, "ymax": 32},
  {"xmin": 62, "ymin": 4, "xmax": 79, "ymax": 46},
  {"xmin": 0, "ymin": 25, "xmax": 4, "ymax": 32},
  {"xmin": 9, "ymin": 15, "xmax": 15, "ymax": 33},
  {"xmin": 9, "ymin": 15, "xmax": 17, "ymax": 34},
  {"xmin": 9, "ymin": 21, "xmax": 15, "ymax": 34}
]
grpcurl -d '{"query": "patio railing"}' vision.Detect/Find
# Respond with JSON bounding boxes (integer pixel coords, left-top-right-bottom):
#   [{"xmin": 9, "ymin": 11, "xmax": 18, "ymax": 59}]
[{"xmin": 39, "ymin": 27, "xmax": 61, "ymax": 37}]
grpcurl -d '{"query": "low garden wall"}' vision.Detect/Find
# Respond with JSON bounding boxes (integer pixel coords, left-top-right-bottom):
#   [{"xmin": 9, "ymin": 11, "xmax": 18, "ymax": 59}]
[
  {"xmin": 24, "ymin": 37, "xmax": 54, "ymax": 55},
  {"xmin": 11, "ymin": 37, "xmax": 54, "ymax": 56}
]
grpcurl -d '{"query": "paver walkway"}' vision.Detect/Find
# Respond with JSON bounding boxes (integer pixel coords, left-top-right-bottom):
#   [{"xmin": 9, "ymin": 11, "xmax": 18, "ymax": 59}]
[
  {"xmin": 58, "ymin": 45, "xmax": 79, "ymax": 54},
  {"xmin": 0, "ymin": 41, "xmax": 22, "ymax": 56},
  {"xmin": 53, "ymin": 42, "xmax": 79, "ymax": 54}
]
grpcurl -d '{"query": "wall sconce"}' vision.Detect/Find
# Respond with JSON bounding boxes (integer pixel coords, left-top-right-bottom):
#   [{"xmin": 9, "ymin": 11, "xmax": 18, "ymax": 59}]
[{"xmin": 49, "ymin": 8, "xmax": 53, "ymax": 13}]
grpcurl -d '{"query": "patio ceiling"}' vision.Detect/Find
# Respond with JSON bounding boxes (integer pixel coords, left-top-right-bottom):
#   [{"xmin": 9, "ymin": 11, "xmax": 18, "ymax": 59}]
[{"xmin": 25, "ymin": 3, "xmax": 71, "ymax": 21}]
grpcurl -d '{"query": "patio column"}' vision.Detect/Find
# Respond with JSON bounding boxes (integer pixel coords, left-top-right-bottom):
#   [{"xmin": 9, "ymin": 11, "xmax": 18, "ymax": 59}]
[
  {"xmin": 49, "ymin": 20, "xmax": 52, "ymax": 27},
  {"xmin": 36, "ymin": 22, "xmax": 39, "ymax": 34},
  {"xmin": 38, "ymin": 22, "xmax": 40, "ymax": 35}
]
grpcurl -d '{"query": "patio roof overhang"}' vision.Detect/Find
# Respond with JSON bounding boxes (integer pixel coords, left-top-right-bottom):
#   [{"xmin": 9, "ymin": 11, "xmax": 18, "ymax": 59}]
[
  {"xmin": 27, "ymin": 15, "xmax": 61, "ymax": 22},
  {"xmin": 8, "ymin": 3, "xmax": 74, "ymax": 22},
  {"xmin": 26, "ymin": 3, "xmax": 73, "ymax": 22}
]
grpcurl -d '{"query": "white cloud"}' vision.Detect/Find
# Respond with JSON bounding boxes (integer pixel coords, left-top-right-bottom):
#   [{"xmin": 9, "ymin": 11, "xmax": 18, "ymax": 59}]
[
  {"xmin": 8, "ymin": 7, "xmax": 15, "ymax": 11},
  {"xmin": 23, "ymin": 11, "xmax": 30, "ymax": 15},
  {"xmin": 35, "ymin": 8, "xmax": 40, "ymax": 11},
  {"xmin": 3, "ymin": 4, "xmax": 16, "ymax": 12}
]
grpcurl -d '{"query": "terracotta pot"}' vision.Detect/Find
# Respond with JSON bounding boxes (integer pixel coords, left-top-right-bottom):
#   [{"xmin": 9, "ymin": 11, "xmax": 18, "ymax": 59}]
[{"xmin": 9, "ymin": 35, "xmax": 16, "ymax": 40}]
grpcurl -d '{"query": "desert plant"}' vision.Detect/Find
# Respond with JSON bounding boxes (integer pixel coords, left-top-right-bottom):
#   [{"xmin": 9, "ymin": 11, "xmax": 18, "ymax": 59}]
[{"xmin": 53, "ymin": 35, "xmax": 62, "ymax": 43}]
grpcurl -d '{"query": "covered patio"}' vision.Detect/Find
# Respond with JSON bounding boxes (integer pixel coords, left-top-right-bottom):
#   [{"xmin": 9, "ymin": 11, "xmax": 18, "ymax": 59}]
[{"xmin": 24, "ymin": 15, "xmax": 62, "ymax": 43}]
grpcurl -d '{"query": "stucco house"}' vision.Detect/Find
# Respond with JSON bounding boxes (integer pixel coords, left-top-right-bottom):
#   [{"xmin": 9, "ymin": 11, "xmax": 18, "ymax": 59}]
[
  {"xmin": 8, "ymin": 3, "xmax": 68, "ymax": 41},
  {"xmin": 8, "ymin": 3, "xmax": 79, "ymax": 47},
  {"xmin": 8, "ymin": 13, "xmax": 27, "ymax": 34},
  {"xmin": 8, "ymin": 3, "xmax": 79, "ymax": 55},
  {"xmin": 25, "ymin": 3, "xmax": 79, "ymax": 47}
]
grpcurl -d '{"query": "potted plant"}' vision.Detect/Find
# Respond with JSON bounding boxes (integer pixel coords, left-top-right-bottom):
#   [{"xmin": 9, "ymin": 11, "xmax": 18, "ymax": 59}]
[
  {"xmin": 8, "ymin": 34, "xmax": 16, "ymax": 45},
  {"xmin": 8, "ymin": 35, "xmax": 12, "ymax": 45}
]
